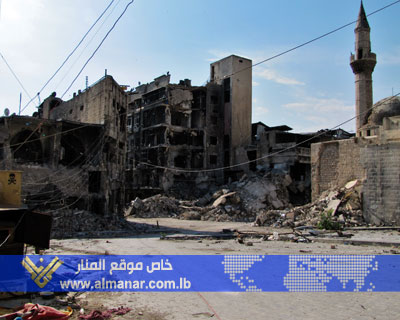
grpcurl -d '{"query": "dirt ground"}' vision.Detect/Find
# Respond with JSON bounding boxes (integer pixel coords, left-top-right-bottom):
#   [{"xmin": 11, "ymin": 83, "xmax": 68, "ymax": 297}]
[{"xmin": 2, "ymin": 218, "xmax": 400, "ymax": 320}]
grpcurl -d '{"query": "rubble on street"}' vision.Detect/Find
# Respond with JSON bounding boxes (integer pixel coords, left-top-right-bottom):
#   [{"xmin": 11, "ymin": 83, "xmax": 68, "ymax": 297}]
[
  {"xmin": 255, "ymin": 179, "xmax": 366, "ymax": 229},
  {"xmin": 51, "ymin": 210, "xmax": 143, "ymax": 239},
  {"xmin": 126, "ymin": 172, "xmax": 368, "ymax": 229},
  {"xmin": 126, "ymin": 171, "xmax": 292, "ymax": 222}
]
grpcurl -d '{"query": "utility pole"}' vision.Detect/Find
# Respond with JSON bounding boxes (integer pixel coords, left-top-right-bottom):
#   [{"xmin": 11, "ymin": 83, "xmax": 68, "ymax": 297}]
[{"xmin": 19, "ymin": 93, "xmax": 22, "ymax": 115}]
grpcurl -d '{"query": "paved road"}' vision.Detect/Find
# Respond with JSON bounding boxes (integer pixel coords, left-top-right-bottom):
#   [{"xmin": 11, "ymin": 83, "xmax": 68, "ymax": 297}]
[{"xmin": 9, "ymin": 218, "xmax": 400, "ymax": 320}]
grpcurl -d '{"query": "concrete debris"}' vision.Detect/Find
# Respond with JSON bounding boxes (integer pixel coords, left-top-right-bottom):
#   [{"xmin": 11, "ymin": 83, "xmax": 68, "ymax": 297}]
[
  {"xmin": 127, "ymin": 194, "xmax": 181, "ymax": 218},
  {"xmin": 326, "ymin": 199, "xmax": 341, "ymax": 216},
  {"xmin": 255, "ymin": 180, "xmax": 366, "ymax": 228},
  {"xmin": 51, "ymin": 210, "xmax": 140, "ymax": 239},
  {"xmin": 127, "ymin": 171, "xmax": 293, "ymax": 222}
]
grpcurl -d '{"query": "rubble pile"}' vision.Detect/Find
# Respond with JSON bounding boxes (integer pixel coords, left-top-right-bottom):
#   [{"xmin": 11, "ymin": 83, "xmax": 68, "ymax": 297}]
[
  {"xmin": 127, "ymin": 195, "xmax": 182, "ymax": 218},
  {"xmin": 255, "ymin": 180, "xmax": 366, "ymax": 228},
  {"xmin": 51, "ymin": 209, "xmax": 138, "ymax": 238},
  {"xmin": 127, "ymin": 172, "xmax": 294, "ymax": 222}
]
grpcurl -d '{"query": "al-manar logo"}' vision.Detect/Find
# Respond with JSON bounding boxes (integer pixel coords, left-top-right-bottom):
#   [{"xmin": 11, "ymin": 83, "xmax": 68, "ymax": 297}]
[{"xmin": 21, "ymin": 256, "xmax": 63, "ymax": 288}]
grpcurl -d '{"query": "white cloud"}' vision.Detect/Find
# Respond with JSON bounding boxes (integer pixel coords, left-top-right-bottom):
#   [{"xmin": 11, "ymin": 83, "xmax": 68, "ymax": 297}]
[
  {"xmin": 284, "ymin": 97, "xmax": 353, "ymax": 113},
  {"xmin": 253, "ymin": 106, "xmax": 269, "ymax": 117},
  {"xmin": 254, "ymin": 68, "xmax": 305, "ymax": 86},
  {"xmin": 252, "ymin": 81, "xmax": 260, "ymax": 87},
  {"xmin": 283, "ymin": 96, "xmax": 355, "ymax": 132}
]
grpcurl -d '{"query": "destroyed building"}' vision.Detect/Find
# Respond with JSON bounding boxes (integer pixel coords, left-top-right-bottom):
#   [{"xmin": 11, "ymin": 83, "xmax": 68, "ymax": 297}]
[
  {"xmin": 125, "ymin": 54, "xmax": 347, "ymax": 202},
  {"xmin": 251, "ymin": 122, "xmax": 352, "ymax": 204},
  {"xmin": 311, "ymin": 2, "xmax": 400, "ymax": 225},
  {"xmin": 126, "ymin": 55, "xmax": 253, "ymax": 198},
  {"xmin": 0, "ymin": 116, "xmax": 108, "ymax": 212},
  {"xmin": 39, "ymin": 75, "xmax": 127, "ymax": 215},
  {"xmin": 0, "ymin": 75, "xmax": 128, "ymax": 216}
]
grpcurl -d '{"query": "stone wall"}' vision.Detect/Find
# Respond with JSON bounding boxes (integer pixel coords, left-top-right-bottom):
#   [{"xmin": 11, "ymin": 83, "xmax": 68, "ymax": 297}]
[
  {"xmin": 312, "ymin": 137, "xmax": 400, "ymax": 225},
  {"xmin": 361, "ymin": 142, "xmax": 400, "ymax": 225},
  {"xmin": 311, "ymin": 138, "xmax": 365, "ymax": 200}
]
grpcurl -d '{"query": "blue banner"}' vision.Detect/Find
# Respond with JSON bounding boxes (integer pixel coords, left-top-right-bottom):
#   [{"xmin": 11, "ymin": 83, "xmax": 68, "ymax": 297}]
[{"xmin": 1, "ymin": 255, "xmax": 399, "ymax": 292}]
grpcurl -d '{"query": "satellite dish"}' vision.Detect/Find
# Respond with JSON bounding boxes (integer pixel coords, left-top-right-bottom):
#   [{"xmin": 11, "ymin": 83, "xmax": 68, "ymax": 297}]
[{"xmin": 3, "ymin": 108, "xmax": 10, "ymax": 117}]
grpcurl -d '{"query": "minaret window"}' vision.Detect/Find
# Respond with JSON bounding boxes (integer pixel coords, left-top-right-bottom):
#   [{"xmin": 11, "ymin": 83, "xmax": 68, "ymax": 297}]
[{"xmin": 357, "ymin": 49, "xmax": 363, "ymax": 59}]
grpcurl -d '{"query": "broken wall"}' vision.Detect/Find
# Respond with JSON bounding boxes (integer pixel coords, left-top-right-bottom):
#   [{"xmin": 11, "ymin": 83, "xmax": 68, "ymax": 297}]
[
  {"xmin": 0, "ymin": 115, "xmax": 122, "ymax": 216},
  {"xmin": 39, "ymin": 75, "xmax": 127, "ymax": 215},
  {"xmin": 46, "ymin": 76, "xmax": 127, "ymax": 140},
  {"xmin": 311, "ymin": 136, "xmax": 400, "ymax": 225},
  {"xmin": 361, "ymin": 142, "xmax": 400, "ymax": 225},
  {"xmin": 311, "ymin": 138, "xmax": 365, "ymax": 201},
  {"xmin": 127, "ymin": 78, "xmax": 225, "ymax": 198},
  {"xmin": 210, "ymin": 55, "xmax": 252, "ymax": 168}
]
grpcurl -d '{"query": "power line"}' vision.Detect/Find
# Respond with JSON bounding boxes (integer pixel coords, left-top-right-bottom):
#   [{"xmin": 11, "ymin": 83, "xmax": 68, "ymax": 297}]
[
  {"xmin": 5, "ymin": 92, "xmax": 399, "ymax": 176},
  {"xmin": 3, "ymin": 0, "xmax": 398, "ymax": 172},
  {"xmin": 24, "ymin": 130, "xmax": 106, "ymax": 186},
  {"xmin": 0, "ymin": 51, "xmax": 33, "ymax": 102},
  {"xmin": 21, "ymin": 132, "xmax": 107, "ymax": 207},
  {"xmin": 137, "ymin": 93, "xmax": 400, "ymax": 173},
  {"xmin": 8, "ymin": 0, "xmax": 133, "ymax": 160},
  {"xmin": 215, "ymin": 0, "xmax": 400, "ymax": 81},
  {"xmin": 19, "ymin": 0, "xmax": 116, "ymax": 114},
  {"xmin": 0, "ymin": 122, "xmax": 94, "ymax": 151},
  {"xmin": 53, "ymin": 0, "xmax": 123, "ymax": 92},
  {"xmin": 60, "ymin": 0, "xmax": 135, "ymax": 99}
]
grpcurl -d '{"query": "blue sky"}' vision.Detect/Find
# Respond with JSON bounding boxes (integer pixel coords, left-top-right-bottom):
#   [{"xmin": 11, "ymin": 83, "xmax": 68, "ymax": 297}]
[{"xmin": 0, "ymin": 0, "xmax": 399, "ymax": 133}]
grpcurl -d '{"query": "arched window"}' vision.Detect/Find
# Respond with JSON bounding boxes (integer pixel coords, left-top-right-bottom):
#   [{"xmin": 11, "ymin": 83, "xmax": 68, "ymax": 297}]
[{"xmin": 10, "ymin": 130, "xmax": 43, "ymax": 163}]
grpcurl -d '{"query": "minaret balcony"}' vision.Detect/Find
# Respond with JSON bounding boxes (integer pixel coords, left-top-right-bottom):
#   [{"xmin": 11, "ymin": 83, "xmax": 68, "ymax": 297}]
[{"xmin": 350, "ymin": 53, "xmax": 377, "ymax": 74}]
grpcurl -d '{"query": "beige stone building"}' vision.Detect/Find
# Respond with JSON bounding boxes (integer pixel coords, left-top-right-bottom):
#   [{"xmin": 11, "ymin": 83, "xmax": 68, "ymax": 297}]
[{"xmin": 37, "ymin": 75, "xmax": 128, "ymax": 215}]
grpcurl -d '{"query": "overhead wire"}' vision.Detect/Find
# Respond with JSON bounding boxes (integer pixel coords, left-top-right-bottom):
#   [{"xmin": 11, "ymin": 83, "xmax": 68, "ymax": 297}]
[
  {"xmin": 136, "ymin": 93, "xmax": 400, "ymax": 173},
  {"xmin": 2, "ymin": 0, "xmax": 399, "ymax": 179},
  {"xmin": 19, "ymin": 0, "xmax": 117, "ymax": 114},
  {"xmin": 23, "ymin": 146, "xmax": 105, "ymax": 208},
  {"xmin": 53, "ymin": 0, "xmax": 123, "ymax": 91},
  {"xmin": 60, "ymin": 0, "xmax": 135, "ymax": 99},
  {"xmin": 22, "ymin": 131, "xmax": 107, "ymax": 205},
  {"xmin": 0, "ymin": 51, "xmax": 34, "ymax": 103},
  {"xmin": 37, "ymin": 131, "xmax": 108, "ymax": 208},
  {"xmin": 8, "ymin": 0, "xmax": 397, "ymax": 154},
  {"xmin": 9, "ymin": 0, "xmax": 134, "ymax": 158},
  {"xmin": 213, "ymin": 0, "xmax": 400, "ymax": 82},
  {"xmin": 7, "ymin": 0, "xmax": 394, "ymax": 154},
  {"xmin": 23, "ymin": 129, "xmax": 107, "ymax": 187},
  {"xmin": 0, "ymin": 211, "xmax": 26, "ymax": 248}
]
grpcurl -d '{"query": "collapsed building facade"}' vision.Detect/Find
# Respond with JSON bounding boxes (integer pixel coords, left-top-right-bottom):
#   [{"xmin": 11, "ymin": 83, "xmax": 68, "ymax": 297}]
[
  {"xmin": 311, "ymin": 3, "xmax": 400, "ymax": 225},
  {"xmin": 0, "ymin": 75, "xmax": 127, "ymax": 216},
  {"xmin": 125, "ymin": 55, "xmax": 344, "ymax": 201},
  {"xmin": 251, "ymin": 122, "xmax": 352, "ymax": 204},
  {"xmin": 126, "ymin": 55, "xmax": 253, "ymax": 198}
]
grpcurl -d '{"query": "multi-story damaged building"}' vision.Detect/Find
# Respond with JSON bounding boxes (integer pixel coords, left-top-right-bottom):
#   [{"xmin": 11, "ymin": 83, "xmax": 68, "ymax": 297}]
[
  {"xmin": 0, "ymin": 116, "xmax": 108, "ymax": 213},
  {"xmin": 0, "ymin": 75, "xmax": 128, "ymax": 216},
  {"xmin": 126, "ymin": 55, "xmax": 252, "ymax": 197},
  {"xmin": 38, "ymin": 75, "xmax": 128, "ymax": 215}
]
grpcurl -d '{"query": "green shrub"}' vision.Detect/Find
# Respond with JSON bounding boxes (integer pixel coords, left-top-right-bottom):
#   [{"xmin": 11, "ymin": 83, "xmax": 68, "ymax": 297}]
[{"xmin": 317, "ymin": 209, "xmax": 341, "ymax": 230}]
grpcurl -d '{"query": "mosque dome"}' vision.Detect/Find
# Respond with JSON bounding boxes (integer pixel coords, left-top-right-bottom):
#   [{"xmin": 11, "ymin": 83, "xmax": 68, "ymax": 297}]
[{"xmin": 367, "ymin": 96, "xmax": 400, "ymax": 126}]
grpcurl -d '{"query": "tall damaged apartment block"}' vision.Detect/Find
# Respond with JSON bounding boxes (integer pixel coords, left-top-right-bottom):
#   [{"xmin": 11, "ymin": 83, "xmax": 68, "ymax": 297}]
[
  {"xmin": 126, "ymin": 55, "xmax": 252, "ymax": 198},
  {"xmin": 36, "ymin": 75, "xmax": 127, "ymax": 215}
]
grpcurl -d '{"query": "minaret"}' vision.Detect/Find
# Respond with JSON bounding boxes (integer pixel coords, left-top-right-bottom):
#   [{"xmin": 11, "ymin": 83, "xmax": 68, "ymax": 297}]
[{"xmin": 350, "ymin": 1, "xmax": 377, "ymax": 134}]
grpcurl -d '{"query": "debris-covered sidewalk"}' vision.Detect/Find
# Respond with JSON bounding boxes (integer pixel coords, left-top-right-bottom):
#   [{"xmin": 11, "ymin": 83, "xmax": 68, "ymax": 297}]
[{"xmin": 126, "ymin": 172, "xmax": 369, "ymax": 230}]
